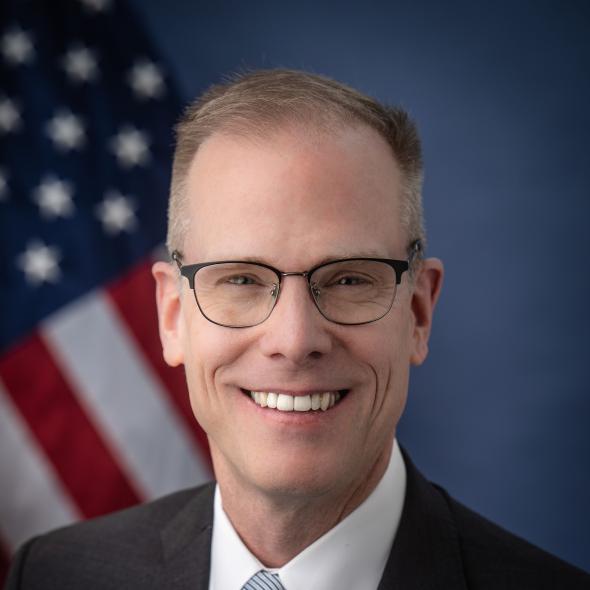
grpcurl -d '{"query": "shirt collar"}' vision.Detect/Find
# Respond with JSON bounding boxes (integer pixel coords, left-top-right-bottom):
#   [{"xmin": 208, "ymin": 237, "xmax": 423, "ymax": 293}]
[{"xmin": 209, "ymin": 440, "xmax": 406, "ymax": 590}]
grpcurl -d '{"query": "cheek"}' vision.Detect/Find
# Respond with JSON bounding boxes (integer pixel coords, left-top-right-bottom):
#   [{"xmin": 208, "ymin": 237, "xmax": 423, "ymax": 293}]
[
  {"xmin": 182, "ymin": 347, "xmax": 211, "ymax": 433},
  {"xmin": 180, "ymin": 315, "xmax": 249, "ymax": 428},
  {"xmin": 359, "ymin": 312, "xmax": 413, "ymax": 421}
]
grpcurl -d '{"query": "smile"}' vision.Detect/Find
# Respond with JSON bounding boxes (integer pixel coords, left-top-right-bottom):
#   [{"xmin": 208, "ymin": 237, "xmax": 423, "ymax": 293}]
[{"xmin": 244, "ymin": 390, "xmax": 348, "ymax": 412}]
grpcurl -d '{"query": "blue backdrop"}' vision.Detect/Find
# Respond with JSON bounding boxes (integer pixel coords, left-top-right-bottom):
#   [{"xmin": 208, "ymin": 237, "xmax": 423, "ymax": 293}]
[{"xmin": 131, "ymin": 0, "xmax": 590, "ymax": 570}]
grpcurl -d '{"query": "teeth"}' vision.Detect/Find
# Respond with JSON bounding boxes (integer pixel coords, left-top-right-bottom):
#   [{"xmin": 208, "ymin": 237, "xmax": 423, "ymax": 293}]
[
  {"xmin": 311, "ymin": 393, "xmax": 321, "ymax": 410},
  {"xmin": 276, "ymin": 394, "xmax": 294, "ymax": 412},
  {"xmin": 294, "ymin": 395, "xmax": 312, "ymax": 412},
  {"xmin": 249, "ymin": 391, "xmax": 343, "ymax": 412}
]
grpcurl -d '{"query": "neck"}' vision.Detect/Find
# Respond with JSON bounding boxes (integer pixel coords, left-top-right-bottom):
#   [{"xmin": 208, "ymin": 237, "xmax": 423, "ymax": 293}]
[{"xmin": 213, "ymin": 443, "xmax": 393, "ymax": 568}]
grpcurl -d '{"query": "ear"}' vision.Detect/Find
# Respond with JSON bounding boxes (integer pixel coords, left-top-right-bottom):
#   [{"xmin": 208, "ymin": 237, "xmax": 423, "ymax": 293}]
[
  {"xmin": 152, "ymin": 261, "xmax": 185, "ymax": 367},
  {"xmin": 409, "ymin": 257, "xmax": 444, "ymax": 366}
]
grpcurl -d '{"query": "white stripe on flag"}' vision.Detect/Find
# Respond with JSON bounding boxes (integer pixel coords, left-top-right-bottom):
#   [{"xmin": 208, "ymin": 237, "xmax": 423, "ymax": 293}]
[
  {"xmin": 43, "ymin": 290, "xmax": 210, "ymax": 500},
  {"xmin": 0, "ymin": 381, "xmax": 79, "ymax": 550}
]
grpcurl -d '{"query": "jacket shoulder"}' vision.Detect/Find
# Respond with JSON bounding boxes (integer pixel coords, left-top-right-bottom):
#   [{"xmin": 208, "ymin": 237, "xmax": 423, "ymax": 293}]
[
  {"xmin": 5, "ymin": 483, "xmax": 215, "ymax": 590},
  {"xmin": 438, "ymin": 486, "xmax": 590, "ymax": 589}
]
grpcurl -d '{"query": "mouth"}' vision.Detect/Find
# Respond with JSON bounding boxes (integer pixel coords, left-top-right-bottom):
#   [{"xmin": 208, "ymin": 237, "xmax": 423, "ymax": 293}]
[{"xmin": 241, "ymin": 389, "xmax": 349, "ymax": 412}]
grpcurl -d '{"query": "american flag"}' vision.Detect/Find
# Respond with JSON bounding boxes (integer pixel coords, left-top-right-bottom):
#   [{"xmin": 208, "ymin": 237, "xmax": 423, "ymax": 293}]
[{"xmin": 0, "ymin": 0, "xmax": 212, "ymax": 582}]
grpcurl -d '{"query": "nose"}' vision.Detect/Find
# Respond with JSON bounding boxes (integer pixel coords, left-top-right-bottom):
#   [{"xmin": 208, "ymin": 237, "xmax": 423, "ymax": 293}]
[{"xmin": 258, "ymin": 275, "xmax": 333, "ymax": 365}]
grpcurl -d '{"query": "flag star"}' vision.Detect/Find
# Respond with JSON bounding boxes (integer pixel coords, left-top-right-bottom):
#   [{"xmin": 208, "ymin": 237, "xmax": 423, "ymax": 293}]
[
  {"xmin": 1, "ymin": 27, "xmax": 35, "ymax": 66},
  {"xmin": 46, "ymin": 110, "xmax": 86, "ymax": 151},
  {"xmin": 96, "ymin": 191, "xmax": 137, "ymax": 234},
  {"xmin": 62, "ymin": 45, "xmax": 99, "ymax": 83},
  {"xmin": 128, "ymin": 59, "xmax": 165, "ymax": 100},
  {"xmin": 78, "ymin": 0, "xmax": 112, "ymax": 12},
  {"xmin": 110, "ymin": 126, "xmax": 150, "ymax": 168},
  {"xmin": 33, "ymin": 176, "xmax": 75, "ymax": 219},
  {"xmin": 0, "ymin": 96, "xmax": 21, "ymax": 133},
  {"xmin": 0, "ymin": 168, "xmax": 8, "ymax": 201},
  {"xmin": 17, "ymin": 241, "xmax": 62, "ymax": 285}
]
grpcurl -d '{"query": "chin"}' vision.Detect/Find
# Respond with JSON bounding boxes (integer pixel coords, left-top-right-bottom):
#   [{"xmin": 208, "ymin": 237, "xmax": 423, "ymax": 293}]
[{"xmin": 249, "ymin": 457, "xmax": 353, "ymax": 500}]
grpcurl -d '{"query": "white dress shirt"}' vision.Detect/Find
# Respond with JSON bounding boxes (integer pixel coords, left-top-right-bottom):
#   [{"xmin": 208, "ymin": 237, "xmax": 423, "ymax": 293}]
[{"xmin": 209, "ymin": 439, "xmax": 406, "ymax": 590}]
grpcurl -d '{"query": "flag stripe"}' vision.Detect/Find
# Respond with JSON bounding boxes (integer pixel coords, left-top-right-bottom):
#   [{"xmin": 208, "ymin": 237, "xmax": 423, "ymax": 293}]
[
  {"xmin": 107, "ymin": 259, "xmax": 212, "ymax": 468},
  {"xmin": 43, "ymin": 290, "xmax": 211, "ymax": 500},
  {"xmin": 0, "ymin": 335, "xmax": 141, "ymax": 520},
  {"xmin": 0, "ymin": 381, "xmax": 78, "ymax": 550},
  {"xmin": 0, "ymin": 539, "xmax": 10, "ymax": 584}
]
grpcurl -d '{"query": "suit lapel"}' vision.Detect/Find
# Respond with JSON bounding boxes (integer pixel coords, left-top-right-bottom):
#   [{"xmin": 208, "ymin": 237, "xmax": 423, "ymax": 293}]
[
  {"xmin": 378, "ymin": 450, "xmax": 468, "ymax": 590},
  {"xmin": 159, "ymin": 482, "xmax": 216, "ymax": 590}
]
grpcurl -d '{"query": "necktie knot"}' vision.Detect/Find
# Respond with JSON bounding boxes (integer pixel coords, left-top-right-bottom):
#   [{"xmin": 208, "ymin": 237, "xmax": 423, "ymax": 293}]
[{"xmin": 241, "ymin": 569, "xmax": 286, "ymax": 590}]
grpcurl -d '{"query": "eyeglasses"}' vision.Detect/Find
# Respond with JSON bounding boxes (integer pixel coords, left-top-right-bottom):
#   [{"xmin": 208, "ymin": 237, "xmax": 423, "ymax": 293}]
[{"xmin": 172, "ymin": 241, "xmax": 422, "ymax": 328}]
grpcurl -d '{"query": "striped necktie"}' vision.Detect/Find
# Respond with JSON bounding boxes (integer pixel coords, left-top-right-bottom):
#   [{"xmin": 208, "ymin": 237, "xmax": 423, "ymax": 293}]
[{"xmin": 241, "ymin": 569, "xmax": 286, "ymax": 590}]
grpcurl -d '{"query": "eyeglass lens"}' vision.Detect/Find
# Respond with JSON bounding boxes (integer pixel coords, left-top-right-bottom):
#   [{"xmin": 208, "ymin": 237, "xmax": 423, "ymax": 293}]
[{"xmin": 191, "ymin": 259, "xmax": 399, "ymax": 327}]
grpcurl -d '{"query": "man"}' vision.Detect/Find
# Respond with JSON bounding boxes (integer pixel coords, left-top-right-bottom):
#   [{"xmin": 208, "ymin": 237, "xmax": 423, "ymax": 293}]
[{"xmin": 5, "ymin": 70, "xmax": 589, "ymax": 589}]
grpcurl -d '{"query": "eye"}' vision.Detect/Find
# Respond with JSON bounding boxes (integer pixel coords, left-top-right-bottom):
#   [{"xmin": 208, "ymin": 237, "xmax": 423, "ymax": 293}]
[
  {"xmin": 334, "ymin": 275, "xmax": 369, "ymax": 286},
  {"xmin": 323, "ymin": 273, "xmax": 374, "ymax": 288},
  {"xmin": 225, "ymin": 275, "xmax": 259, "ymax": 285}
]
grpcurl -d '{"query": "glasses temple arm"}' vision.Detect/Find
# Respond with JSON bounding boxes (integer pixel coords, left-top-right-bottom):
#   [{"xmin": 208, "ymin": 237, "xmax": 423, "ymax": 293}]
[
  {"xmin": 171, "ymin": 250, "xmax": 183, "ymax": 269},
  {"xmin": 407, "ymin": 240, "xmax": 423, "ymax": 266}
]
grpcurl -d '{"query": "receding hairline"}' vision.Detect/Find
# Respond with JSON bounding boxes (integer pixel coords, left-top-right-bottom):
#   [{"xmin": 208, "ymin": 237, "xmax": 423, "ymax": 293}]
[
  {"xmin": 167, "ymin": 69, "xmax": 426, "ymax": 262},
  {"xmin": 187, "ymin": 115, "xmax": 401, "ymax": 175}
]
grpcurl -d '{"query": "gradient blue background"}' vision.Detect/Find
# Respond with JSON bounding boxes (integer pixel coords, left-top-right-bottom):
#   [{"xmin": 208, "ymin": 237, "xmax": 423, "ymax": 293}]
[{"xmin": 130, "ymin": 0, "xmax": 590, "ymax": 570}]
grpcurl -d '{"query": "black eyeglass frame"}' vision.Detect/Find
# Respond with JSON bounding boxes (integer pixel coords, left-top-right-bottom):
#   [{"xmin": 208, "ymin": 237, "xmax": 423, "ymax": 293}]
[{"xmin": 171, "ymin": 240, "xmax": 422, "ymax": 328}]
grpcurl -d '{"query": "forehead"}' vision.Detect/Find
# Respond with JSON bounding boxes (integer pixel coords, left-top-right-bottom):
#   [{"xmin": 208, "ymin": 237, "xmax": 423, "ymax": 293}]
[{"xmin": 183, "ymin": 125, "xmax": 406, "ymax": 265}]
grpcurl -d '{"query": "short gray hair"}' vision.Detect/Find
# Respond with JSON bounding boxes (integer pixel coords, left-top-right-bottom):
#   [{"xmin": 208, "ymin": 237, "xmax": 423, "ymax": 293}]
[{"xmin": 167, "ymin": 69, "xmax": 425, "ymax": 261}]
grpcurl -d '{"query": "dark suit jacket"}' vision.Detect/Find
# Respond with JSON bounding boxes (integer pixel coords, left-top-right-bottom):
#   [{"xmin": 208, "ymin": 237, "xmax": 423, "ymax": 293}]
[{"xmin": 5, "ymin": 451, "xmax": 589, "ymax": 589}]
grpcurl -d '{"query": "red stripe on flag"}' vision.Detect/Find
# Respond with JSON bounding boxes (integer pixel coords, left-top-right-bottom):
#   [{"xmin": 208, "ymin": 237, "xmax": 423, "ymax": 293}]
[
  {"xmin": 0, "ymin": 539, "xmax": 10, "ymax": 588},
  {"xmin": 0, "ymin": 334, "xmax": 142, "ymax": 518},
  {"xmin": 107, "ymin": 260, "xmax": 212, "ymax": 471}
]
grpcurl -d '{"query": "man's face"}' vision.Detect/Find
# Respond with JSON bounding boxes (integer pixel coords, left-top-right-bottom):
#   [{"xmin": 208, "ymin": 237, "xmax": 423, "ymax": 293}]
[{"xmin": 154, "ymin": 123, "xmax": 441, "ymax": 500}]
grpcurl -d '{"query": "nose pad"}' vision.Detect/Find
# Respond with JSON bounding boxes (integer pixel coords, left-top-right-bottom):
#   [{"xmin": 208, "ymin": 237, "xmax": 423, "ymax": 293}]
[
  {"xmin": 311, "ymin": 282, "xmax": 321, "ymax": 299},
  {"xmin": 268, "ymin": 276, "xmax": 323, "ymax": 319},
  {"xmin": 274, "ymin": 279, "xmax": 322, "ymax": 312}
]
